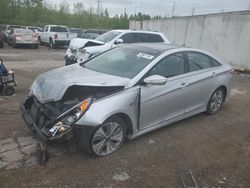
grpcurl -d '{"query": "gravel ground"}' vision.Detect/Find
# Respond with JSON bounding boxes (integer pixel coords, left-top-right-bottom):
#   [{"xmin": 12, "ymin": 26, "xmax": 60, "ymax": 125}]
[{"xmin": 0, "ymin": 44, "xmax": 249, "ymax": 188}]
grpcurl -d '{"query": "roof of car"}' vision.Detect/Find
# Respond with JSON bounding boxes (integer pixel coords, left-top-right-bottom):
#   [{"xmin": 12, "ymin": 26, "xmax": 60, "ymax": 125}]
[
  {"xmin": 112, "ymin": 29, "xmax": 164, "ymax": 34},
  {"xmin": 47, "ymin": 25, "xmax": 68, "ymax": 27},
  {"xmin": 129, "ymin": 43, "xmax": 184, "ymax": 53}
]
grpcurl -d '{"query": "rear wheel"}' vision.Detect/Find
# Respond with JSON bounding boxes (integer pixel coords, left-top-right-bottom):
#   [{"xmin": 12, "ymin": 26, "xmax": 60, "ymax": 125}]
[
  {"xmin": 2, "ymin": 86, "xmax": 15, "ymax": 96},
  {"xmin": 0, "ymin": 41, "xmax": 3, "ymax": 48},
  {"xmin": 49, "ymin": 39, "xmax": 55, "ymax": 49},
  {"xmin": 11, "ymin": 41, "xmax": 16, "ymax": 48},
  {"xmin": 33, "ymin": 44, "xmax": 39, "ymax": 49},
  {"xmin": 207, "ymin": 87, "xmax": 225, "ymax": 115},
  {"xmin": 39, "ymin": 37, "xmax": 43, "ymax": 45}
]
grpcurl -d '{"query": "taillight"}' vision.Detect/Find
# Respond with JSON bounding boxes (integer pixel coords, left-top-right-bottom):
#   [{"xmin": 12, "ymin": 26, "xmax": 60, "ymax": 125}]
[
  {"xmin": 54, "ymin": 34, "xmax": 58, "ymax": 39},
  {"xmin": 15, "ymin": 35, "xmax": 21, "ymax": 40}
]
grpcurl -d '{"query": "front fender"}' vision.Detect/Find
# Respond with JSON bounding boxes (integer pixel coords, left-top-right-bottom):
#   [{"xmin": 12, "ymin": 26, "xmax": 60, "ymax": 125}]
[{"xmin": 76, "ymin": 86, "xmax": 140, "ymax": 129}]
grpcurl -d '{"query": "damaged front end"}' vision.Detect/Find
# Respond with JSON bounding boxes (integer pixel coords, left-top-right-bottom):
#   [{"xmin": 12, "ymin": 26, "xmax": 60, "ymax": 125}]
[
  {"xmin": 21, "ymin": 95, "xmax": 93, "ymax": 142},
  {"xmin": 20, "ymin": 85, "xmax": 124, "ymax": 142}
]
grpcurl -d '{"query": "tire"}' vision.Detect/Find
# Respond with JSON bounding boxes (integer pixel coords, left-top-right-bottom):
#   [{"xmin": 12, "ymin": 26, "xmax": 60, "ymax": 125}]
[
  {"xmin": 2, "ymin": 86, "xmax": 15, "ymax": 96},
  {"xmin": 79, "ymin": 116, "xmax": 127, "ymax": 157},
  {"xmin": 0, "ymin": 41, "xmax": 3, "ymax": 48},
  {"xmin": 207, "ymin": 87, "xmax": 225, "ymax": 115},
  {"xmin": 49, "ymin": 39, "xmax": 55, "ymax": 49},
  {"xmin": 12, "ymin": 41, "xmax": 16, "ymax": 48},
  {"xmin": 39, "ymin": 37, "xmax": 43, "ymax": 45}
]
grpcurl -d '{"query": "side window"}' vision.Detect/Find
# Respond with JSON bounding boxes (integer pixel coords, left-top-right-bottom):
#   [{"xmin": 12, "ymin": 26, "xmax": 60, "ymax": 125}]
[
  {"xmin": 120, "ymin": 33, "xmax": 137, "ymax": 43},
  {"xmin": 136, "ymin": 33, "xmax": 164, "ymax": 42},
  {"xmin": 186, "ymin": 52, "xmax": 212, "ymax": 72},
  {"xmin": 146, "ymin": 53, "xmax": 185, "ymax": 78},
  {"xmin": 210, "ymin": 58, "xmax": 221, "ymax": 67},
  {"xmin": 43, "ymin": 26, "xmax": 48, "ymax": 32}
]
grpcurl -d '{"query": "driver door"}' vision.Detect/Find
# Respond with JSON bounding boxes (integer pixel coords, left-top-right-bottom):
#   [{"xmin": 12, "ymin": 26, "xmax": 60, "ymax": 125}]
[{"xmin": 139, "ymin": 52, "xmax": 188, "ymax": 129}]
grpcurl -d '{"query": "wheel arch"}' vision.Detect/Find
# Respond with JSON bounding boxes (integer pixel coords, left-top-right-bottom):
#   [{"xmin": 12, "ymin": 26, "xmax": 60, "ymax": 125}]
[
  {"xmin": 105, "ymin": 113, "xmax": 134, "ymax": 137},
  {"xmin": 217, "ymin": 85, "xmax": 227, "ymax": 101}
]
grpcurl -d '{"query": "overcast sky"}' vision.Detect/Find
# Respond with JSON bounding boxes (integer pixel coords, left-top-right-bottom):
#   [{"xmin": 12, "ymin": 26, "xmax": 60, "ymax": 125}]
[{"xmin": 44, "ymin": 0, "xmax": 250, "ymax": 17}]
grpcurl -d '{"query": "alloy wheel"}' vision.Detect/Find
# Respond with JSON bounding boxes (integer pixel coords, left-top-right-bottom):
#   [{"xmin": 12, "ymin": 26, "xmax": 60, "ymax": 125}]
[
  {"xmin": 91, "ymin": 121, "xmax": 124, "ymax": 156},
  {"xmin": 210, "ymin": 89, "xmax": 224, "ymax": 113}
]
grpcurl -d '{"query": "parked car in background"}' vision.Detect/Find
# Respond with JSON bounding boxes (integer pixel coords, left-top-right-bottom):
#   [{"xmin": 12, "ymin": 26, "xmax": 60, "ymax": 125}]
[
  {"xmin": 9, "ymin": 29, "xmax": 39, "ymax": 48},
  {"xmin": 65, "ymin": 30, "xmax": 169, "ymax": 65},
  {"xmin": 21, "ymin": 43, "xmax": 233, "ymax": 156},
  {"xmin": 3, "ymin": 25, "xmax": 24, "ymax": 43},
  {"xmin": 79, "ymin": 32, "xmax": 100, "ymax": 39},
  {"xmin": 0, "ymin": 24, "xmax": 7, "ymax": 32},
  {"xmin": 86, "ymin": 29, "xmax": 107, "ymax": 35},
  {"xmin": 25, "ymin": 26, "xmax": 42, "ymax": 36},
  {"xmin": 0, "ymin": 32, "xmax": 4, "ymax": 48},
  {"xmin": 39, "ymin": 25, "xmax": 77, "ymax": 48},
  {"xmin": 26, "ymin": 26, "xmax": 42, "ymax": 32},
  {"xmin": 70, "ymin": 28, "xmax": 84, "ymax": 38}
]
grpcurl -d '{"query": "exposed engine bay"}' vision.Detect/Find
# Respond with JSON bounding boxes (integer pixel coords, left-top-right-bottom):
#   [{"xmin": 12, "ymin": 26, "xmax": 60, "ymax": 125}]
[{"xmin": 22, "ymin": 85, "xmax": 124, "ymax": 141}]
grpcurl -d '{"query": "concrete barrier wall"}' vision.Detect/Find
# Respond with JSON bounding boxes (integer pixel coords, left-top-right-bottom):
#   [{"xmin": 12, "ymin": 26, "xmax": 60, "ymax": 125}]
[{"xmin": 129, "ymin": 11, "xmax": 250, "ymax": 70}]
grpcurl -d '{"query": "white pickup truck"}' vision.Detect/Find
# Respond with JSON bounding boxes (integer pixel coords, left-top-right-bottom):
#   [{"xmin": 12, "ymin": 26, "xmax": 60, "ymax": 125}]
[{"xmin": 39, "ymin": 25, "xmax": 77, "ymax": 48}]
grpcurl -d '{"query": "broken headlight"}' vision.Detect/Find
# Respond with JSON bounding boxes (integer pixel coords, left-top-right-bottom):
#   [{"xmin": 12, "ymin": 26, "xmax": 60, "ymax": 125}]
[
  {"xmin": 78, "ymin": 48, "xmax": 86, "ymax": 54},
  {"xmin": 48, "ymin": 97, "xmax": 93, "ymax": 137}
]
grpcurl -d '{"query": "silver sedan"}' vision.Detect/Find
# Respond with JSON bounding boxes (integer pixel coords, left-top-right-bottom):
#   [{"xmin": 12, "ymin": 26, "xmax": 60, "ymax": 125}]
[{"xmin": 21, "ymin": 43, "xmax": 233, "ymax": 156}]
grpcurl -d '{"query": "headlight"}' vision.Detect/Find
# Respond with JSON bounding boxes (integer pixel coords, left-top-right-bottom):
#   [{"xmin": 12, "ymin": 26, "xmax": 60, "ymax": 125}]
[
  {"xmin": 48, "ymin": 97, "xmax": 93, "ymax": 137},
  {"xmin": 78, "ymin": 48, "xmax": 86, "ymax": 54}
]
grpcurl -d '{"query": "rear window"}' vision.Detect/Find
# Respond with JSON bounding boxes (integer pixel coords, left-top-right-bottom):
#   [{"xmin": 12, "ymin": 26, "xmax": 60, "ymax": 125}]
[
  {"xmin": 15, "ymin": 29, "xmax": 33, "ymax": 34},
  {"xmin": 70, "ymin": 29, "xmax": 82, "ymax": 33},
  {"xmin": 210, "ymin": 58, "xmax": 221, "ymax": 67},
  {"xmin": 8, "ymin": 25, "xmax": 23, "ymax": 30},
  {"xmin": 50, "ymin": 26, "xmax": 68, "ymax": 32},
  {"xmin": 136, "ymin": 33, "xmax": 164, "ymax": 42},
  {"xmin": 96, "ymin": 31, "xmax": 121, "ymax": 43},
  {"xmin": 186, "ymin": 52, "xmax": 212, "ymax": 71}
]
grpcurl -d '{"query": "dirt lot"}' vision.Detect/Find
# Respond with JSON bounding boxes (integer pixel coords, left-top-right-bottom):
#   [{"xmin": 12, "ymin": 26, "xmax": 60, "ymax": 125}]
[{"xmin": 0, "ymin": 44, "xmax": 250, "ymax": 188}]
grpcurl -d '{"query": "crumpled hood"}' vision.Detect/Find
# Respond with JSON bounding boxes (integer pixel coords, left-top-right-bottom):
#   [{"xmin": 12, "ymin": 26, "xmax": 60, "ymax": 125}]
[
  {"xmin": 30, "ymin": 64, "xmax": 130, "ymax": 103},
  {"xmin": 69, "ymin": 38, "xmax": 104, "ymax": 50}
]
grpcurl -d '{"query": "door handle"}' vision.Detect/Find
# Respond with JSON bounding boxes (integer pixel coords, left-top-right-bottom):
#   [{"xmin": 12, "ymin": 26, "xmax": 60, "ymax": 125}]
[
  {"xmin": 211, "ymin": 72, "xmax": 217, "ymax": 77},
  {"xmin": 180, "ymin": 83, "xmax": 188, "ymax": 88}
]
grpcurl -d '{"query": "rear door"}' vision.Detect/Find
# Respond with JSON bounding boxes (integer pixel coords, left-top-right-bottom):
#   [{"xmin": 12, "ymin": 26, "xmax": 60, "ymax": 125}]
[
  {"xmin": 184, "ymin": 51, "xmax": 218, "ymax": 113},
  {"xmin": 139, "ymin": 52, "xmax": 188, "ymax": 129}
]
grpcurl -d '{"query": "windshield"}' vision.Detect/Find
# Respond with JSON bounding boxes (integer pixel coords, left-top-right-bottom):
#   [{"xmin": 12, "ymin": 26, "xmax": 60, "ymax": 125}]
[
  {"xmin": 84, "ymin": 46, "xmax": 156, "ymax": 79},
  {"xmin": 95, "ymin": 31, "xmax": 121, "ymax": 43},
  {"xmin": 51, "ymin": 26, "xmax": 68, "ymax": 32}
]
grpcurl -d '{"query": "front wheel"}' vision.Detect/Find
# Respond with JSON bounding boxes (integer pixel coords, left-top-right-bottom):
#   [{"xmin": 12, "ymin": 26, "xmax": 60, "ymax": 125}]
[
  {"xmin": 207, "ymin": 87, "xmax": 225, "ymax": 115},
  {"xmin": 2, "ymin": 85, "xmax": 15, "ymax": 96},
  {"xmin": 80, "ymin": 117, "xmax": 127, "ymax": 156}
]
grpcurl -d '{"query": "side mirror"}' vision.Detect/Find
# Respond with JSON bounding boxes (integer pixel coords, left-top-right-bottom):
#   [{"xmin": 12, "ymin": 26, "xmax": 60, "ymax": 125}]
[
  {"xmin": 114, "ymin": 38, "xmax": 123, "ymax": 45},
  {"xmin": 143, "ymin": 75, "xmax": 167, "ymax": 85}
]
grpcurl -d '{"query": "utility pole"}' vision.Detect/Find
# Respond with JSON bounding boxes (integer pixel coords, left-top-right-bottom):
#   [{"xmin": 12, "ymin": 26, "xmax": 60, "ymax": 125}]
[
  {"xmin": 97, "ymin": 0, "xmax": 101, "ymax": 15},
  {"xmin": 171, "ymin": 1, "xmax": 176, "ymax": 17},
  {"xmin": 192, "ymin": 6, "xmax": 195, "ymax": 16}
]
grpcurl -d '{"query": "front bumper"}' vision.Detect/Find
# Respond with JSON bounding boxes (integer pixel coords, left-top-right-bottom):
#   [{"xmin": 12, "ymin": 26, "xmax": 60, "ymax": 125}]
[
  {"xmin": 65, "ymin": 55, "xmax": 77, "ymax": 66},
  {"xmin": 20, "ymin": 97, "xmax": 74, "ymax": 143},
  {"xmin": 54, "ymin": 40, "xmax": 70, "ymax": 46},
  {"xmin": 16, "ymin": 41, "xmax": 39, "ymax": 45}
]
